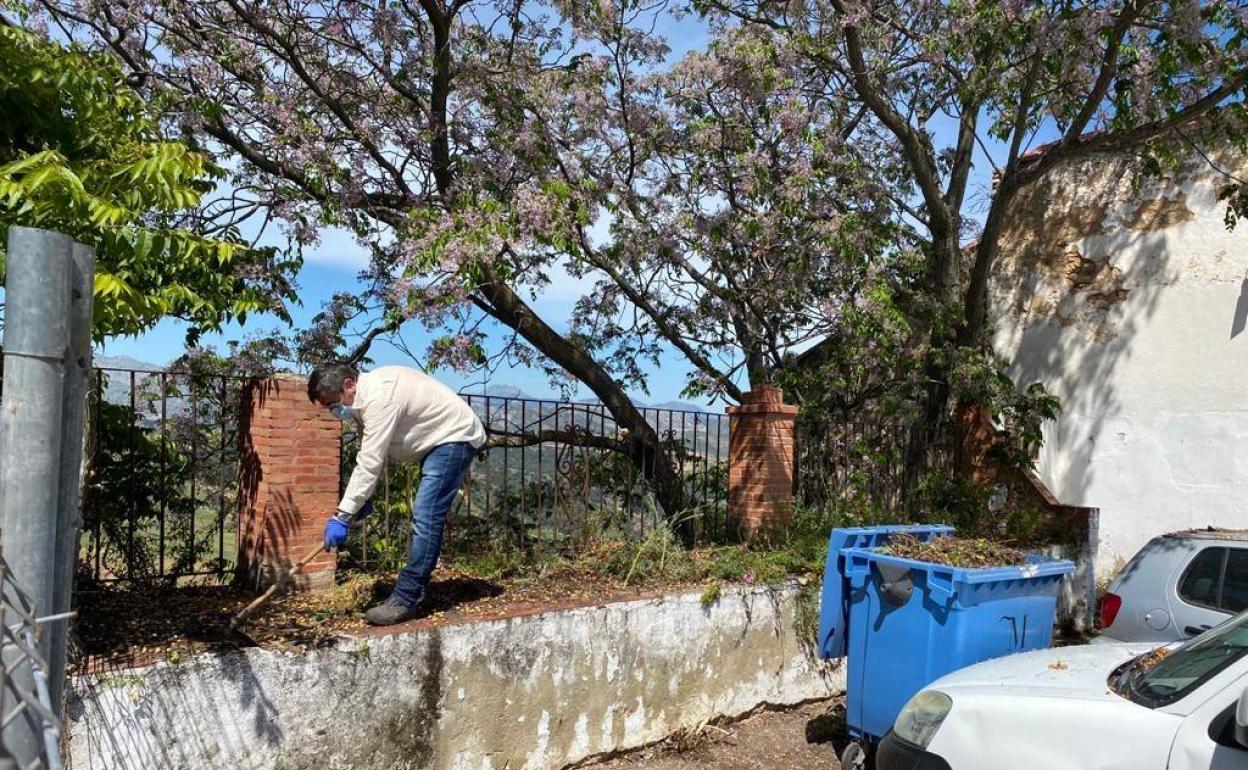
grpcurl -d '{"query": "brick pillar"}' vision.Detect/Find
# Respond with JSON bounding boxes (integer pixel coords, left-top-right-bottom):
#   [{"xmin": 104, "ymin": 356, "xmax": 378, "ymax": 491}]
[
  {"xmin": 237, "ymin": 374, "xmax": 340, "ymax": 592},
  {"xmin": 727, "ymin": 385, "xmax": 798, "ymax": 538}
]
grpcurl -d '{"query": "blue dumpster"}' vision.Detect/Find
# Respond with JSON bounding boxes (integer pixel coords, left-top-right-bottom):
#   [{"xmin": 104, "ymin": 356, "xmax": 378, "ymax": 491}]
[{"xmin": 818, "ymin": 525, "xmax": 1074, "ymax": 757}]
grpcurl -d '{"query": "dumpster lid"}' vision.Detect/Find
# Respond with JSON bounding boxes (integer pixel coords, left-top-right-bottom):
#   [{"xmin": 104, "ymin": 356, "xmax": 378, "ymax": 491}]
[{"xmin": 817, "ymin": 524, "xmax": 953, "ymax": 659}]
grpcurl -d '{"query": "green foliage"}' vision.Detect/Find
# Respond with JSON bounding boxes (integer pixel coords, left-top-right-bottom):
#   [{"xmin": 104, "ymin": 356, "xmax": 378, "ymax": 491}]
[
  {"xmin": 793, "ymin": 581, "xmax": 820, "ymax": 659},
  {"xmin": 699, "ymin": 581, "xmax": 722, "ymax": 606},
  {"xmin": 345, "ymin": 434, "xmax": 733, "ymax": 573},
  {"xmin": 913, "ymin": 471, "xmax": 1080, "ymax": 547},
  {"xmin": 949, "ymin": 348, "xmax": 1060, "ymax": 471},
  {"xmin": 81, "ymin": 399, "xmax": 210, "ymax": 580},
  {"xmin": 445, "ymin": 504, "xmax": 845, "ymax": 591},
  {"xmin": 787, "ymin": 339, "xmax": 1060, "ymax": 518},
  {"xmin": 0, "ymin": 23, "xmax": 298, "ymax": 339}
]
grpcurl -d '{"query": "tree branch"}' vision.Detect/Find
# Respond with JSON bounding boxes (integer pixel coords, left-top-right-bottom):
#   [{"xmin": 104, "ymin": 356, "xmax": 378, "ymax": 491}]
[
  {"xmin": 345, "ymin": 319, "xmax": 402, "ymax": 365},
  {"xmin": 1022, "ymin": 74, "xmax": 1248, "ymax": 186},
  {"xmin": 1063, "ymin": 1, "xmax": 1141, "ymax": 143},
  {"xmin": 1006, "ymin": 51, "xmax": 1045, "ymax": 170}
]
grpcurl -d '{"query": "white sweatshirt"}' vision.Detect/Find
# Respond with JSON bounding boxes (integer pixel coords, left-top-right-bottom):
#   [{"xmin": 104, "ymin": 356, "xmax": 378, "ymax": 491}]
[{"xmin": 337, "ymin": 366, "xmax": 486, "ymax": 516}]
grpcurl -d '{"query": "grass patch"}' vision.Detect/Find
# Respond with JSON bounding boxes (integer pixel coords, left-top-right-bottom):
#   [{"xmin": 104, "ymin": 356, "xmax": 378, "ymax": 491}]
[
  {"xmin": 445, "ymin": 505, "xmax": 837, "ymax": 590},
  {"xmin": 793, "ymin": 582, "xmax": 820, "ymax": 657},
  {"xmin": 700, "ymin": 581, "xmax": 722, "ymax": 606}
]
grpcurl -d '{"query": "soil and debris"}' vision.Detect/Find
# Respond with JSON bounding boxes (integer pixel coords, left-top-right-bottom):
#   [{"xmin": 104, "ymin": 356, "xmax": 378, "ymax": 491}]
[
  {"xmin": 586, "ymin": 698, "xmax": 843, "ymax": 770},
  {"xmin": 72, "ymin": 563, "xmax": 702, "ymax": 673},
  {"xmin": 877, "ymin": 533, "xmax": 1027, "ymax": 568},
  {"xmin": 1136, "ymin": 645, "xmax": 1170, "ymax": 673},
  {"xmin": 72, "ymin": 532, "xmax": 834, "ymax": 672}
]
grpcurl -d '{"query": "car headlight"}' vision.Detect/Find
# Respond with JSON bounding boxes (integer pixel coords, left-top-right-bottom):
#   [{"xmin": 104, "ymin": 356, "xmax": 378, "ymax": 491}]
[{"xmin": 893, "ymin": 690, "xmax": 952, "ymax": 749}]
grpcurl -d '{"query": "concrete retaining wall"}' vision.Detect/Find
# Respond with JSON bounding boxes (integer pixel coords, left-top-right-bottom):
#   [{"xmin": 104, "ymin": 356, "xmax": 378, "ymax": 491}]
[
  {"xmin": 1045, "ymin": 529, "xmax": 1100, "ymax": 633},
  {"xmin": 68, "ymin": 583, "xmax": 843, "ymax": 770}
]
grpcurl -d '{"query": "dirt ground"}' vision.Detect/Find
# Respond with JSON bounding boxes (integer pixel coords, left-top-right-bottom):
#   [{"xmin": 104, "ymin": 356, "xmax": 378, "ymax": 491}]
[
  {"xmin": 585, "ymin": 698, "xmax": 844, "ymax": 770},
  {"xmin": 71, "ymin": 565, "xmax": 708, "ymax": 672}
]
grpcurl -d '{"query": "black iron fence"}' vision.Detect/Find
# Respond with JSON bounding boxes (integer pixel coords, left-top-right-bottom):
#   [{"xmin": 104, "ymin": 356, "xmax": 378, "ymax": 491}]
[
  {"xmin": 0, "ymin": 353, "xmax": 246, "ymax": 582},
  {"xmin": 80, "ymin": 365, "xmax": 247, "ymax": 582},
  {"xmin": 1, "ymin": 352, "xmax": 962, "ymax": 582},
  {"xmin": 795, "ymin": 408, "xmax": 954, "ymax": 519},
  {"xmin": 0, "ymin": 353, "xmax": 731, "ymax": 581},
  {"xmin": 343, "ymin": 396, "xmax": 730, "ymax": 573}
]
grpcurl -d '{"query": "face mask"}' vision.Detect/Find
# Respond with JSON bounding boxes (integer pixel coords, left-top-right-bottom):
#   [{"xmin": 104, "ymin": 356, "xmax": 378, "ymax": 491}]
[{"xmin": 329, "ymin": 404, "xmax": 357, "ymax": 422}]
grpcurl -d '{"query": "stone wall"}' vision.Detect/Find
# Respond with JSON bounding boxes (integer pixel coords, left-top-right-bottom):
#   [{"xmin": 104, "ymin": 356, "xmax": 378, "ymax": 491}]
[{"xmin": 68, "ymin": 583, "xmax": 842, "ymax": 770}]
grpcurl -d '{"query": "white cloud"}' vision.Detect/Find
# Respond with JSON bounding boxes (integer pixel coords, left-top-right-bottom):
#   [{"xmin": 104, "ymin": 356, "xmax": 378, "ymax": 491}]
[{"xmin": 297, "ymin": 226, "xmax": 372, "ymax": 271}]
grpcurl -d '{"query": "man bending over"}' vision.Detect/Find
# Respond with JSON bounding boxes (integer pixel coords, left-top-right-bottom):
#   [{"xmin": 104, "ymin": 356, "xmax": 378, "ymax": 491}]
[{"xmin": 308, "ymin": 363, "xmax": 485, "ymax": 625}]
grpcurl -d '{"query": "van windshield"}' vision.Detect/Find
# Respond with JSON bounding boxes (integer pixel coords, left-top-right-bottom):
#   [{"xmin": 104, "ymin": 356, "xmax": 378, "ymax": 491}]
[{"xmin": 1123, "ymin": 610, "xmax": 1248, "ymax": 707}]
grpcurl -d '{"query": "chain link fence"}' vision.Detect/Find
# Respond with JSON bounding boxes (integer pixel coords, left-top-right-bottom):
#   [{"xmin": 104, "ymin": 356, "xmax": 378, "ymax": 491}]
[{"xmin": 0, "ymin": 537, "xmax": 66, "ymax": 770}]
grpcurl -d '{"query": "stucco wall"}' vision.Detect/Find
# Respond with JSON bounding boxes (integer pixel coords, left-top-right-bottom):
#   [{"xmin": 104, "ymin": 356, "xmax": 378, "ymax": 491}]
[
  {"xmin": 68, "ymin": 583, "xmax": 842, "ymax": 770},
  {"xmin": 990, "ymin": 148, "xmax": 1248, "ymax": 576}
]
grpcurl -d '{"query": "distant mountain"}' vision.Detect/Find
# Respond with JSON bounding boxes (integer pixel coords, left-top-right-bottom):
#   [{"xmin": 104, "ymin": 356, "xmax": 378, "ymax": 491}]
[
  {"xmin": 94, "ymin": 354, "xmax": 166, "ymax": 372},
  {"xmin": 478, "ymin": 384, "xmax": 537, "ymax": 400},
  {"xmin": 647, "ymin": 400, "xmax": 706, "ymax": 413},
  {"xmin": 92, "ymin": 356, "xmax": 165, "ymax": 407},
  {"xmin": 576, "ymin": 395, "xmax": 708, "ymax": 414}
]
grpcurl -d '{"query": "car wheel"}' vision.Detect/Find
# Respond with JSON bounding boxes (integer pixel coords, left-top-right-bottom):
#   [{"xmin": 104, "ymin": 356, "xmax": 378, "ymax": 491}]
[{"xmin": 840, "ymin": 741, "xmax": 868, "ymax": 770}]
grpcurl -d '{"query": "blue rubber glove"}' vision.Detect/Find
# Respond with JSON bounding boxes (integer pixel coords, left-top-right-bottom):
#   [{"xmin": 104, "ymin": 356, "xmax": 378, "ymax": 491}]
[{"xmin": 323, "ymin": 514, "xmax": 350, "ymax": 551}]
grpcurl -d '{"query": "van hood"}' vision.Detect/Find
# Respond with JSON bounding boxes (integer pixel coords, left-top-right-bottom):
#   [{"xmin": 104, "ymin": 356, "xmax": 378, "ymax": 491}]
[
  {"xmin": 924, "ymin": 642, "xmax": 1187, "ymax": 770},
  {"xmin": 928, "ymin": 642, "xmax": 1162, "ymax": 701}
]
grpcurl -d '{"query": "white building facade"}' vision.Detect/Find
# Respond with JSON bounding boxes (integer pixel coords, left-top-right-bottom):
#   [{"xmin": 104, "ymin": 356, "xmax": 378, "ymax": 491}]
[{"xmin": 990, "ymin": 147, "xmax": 1248, "ymax": 576}]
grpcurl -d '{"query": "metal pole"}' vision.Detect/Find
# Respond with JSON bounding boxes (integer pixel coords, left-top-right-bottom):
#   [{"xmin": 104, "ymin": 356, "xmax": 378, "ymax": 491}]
[
  {"xmin": 48, "ymin": 242, "xmax": 94, "ymax": 713},
  {"xmin": 0, "ymin": 226, "xmax": 71, "ymax": 765}
]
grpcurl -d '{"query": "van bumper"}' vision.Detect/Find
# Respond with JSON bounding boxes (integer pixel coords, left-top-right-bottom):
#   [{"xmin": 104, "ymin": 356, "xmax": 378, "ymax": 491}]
[{"xmin": 876, "ymin": 730, "xmax": 953, "ymax": 770}]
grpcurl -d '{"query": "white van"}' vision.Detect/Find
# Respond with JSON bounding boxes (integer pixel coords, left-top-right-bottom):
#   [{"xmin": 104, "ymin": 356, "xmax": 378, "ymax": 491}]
[{"xmin": 875, "ymin": 609, "xmax": 1248, "ymax": 770}]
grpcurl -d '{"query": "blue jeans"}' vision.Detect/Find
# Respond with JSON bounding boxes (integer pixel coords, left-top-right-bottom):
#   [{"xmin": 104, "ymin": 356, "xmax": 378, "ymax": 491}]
[{"xmin": 390, "ymin": 442, "xmax": 477, "ymax": 606}]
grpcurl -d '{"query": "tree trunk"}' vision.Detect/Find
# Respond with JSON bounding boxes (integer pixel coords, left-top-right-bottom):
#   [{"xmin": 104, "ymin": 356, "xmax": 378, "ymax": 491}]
[
  {"xmin": 473, "ymin": 272, "xmax": 690, "ymax": 538},
  {"xmin": 906, "ymin": 176, "xmax": 1025, "ymax": 490},
  {"xmin": 901, "ymin": 364, "xmax": 950, "ymax": 497},
  {"xmin": 415, "ymin": 5, "xmax": 689, "ymax": 534}
]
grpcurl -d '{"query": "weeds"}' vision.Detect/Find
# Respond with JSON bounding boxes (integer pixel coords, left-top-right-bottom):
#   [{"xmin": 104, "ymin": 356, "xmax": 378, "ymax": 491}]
[
  {"xmin": 878, "ymin": 533, "xmax": 1026, "ymax": 568},
  {"xmin": 700, "ymin": 582, "xmax": 722, "ymax": 606},
  {"xmin": 446, "ymin": 524, "xmax": 831, "ymax": 590},
  {"xmin": 792, "ymin": 582, "xmax": 821, "ymax": 658}
]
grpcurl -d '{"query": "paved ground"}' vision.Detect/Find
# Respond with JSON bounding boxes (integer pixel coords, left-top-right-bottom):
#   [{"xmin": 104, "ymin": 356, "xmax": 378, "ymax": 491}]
[{"xmin": 587, "ymin": 698, "xmax": 843, "ymax": 770}]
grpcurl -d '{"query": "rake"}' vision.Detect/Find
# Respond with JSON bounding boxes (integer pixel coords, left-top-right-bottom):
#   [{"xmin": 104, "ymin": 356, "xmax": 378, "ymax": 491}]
[{"xmin": 229, "ymin": 544, "xmax": 329, "ymax": 630}]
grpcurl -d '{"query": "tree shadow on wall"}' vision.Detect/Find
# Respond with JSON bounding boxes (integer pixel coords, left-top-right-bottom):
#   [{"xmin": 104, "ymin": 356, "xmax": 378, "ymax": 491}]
[{"xmin": 994, "ymin": 149, "xmax": 1246, "ymax": 544}]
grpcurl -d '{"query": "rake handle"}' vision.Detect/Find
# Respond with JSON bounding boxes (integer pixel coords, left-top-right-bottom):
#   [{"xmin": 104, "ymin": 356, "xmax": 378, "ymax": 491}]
[{"xmin": 230, "ymin": 544, "xmax": 329, "ymax": 629}]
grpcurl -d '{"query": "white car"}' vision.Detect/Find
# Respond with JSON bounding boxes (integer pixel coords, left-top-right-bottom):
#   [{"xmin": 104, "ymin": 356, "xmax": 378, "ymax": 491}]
[{"xmin": 876, "ymin": 609, "xmax": 1248, "ymax": 770}]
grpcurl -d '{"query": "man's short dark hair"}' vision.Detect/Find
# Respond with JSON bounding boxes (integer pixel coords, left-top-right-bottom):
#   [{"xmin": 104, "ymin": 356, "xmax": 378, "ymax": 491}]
[{"xmin": 307, "ymin": 362, "xmax": 359, "ymax": 403}]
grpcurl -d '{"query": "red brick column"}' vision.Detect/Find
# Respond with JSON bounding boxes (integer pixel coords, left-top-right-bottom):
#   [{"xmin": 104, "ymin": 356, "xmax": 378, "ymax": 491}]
[
  {"xmin": 237, "ymin": 374, "xmax": 340, "ymax": 592},
  {"xmin": 727, "ymin": 385, "xmax": 798, "ymax": 538}
]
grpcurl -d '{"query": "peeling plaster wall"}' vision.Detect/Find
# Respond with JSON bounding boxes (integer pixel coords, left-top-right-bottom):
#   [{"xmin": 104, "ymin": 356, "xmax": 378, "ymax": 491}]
[
  {"xmin": 68, "ymin": 583, "xmax": 842, "ymax": 770},
  {"xmin": 990, "ymin": 148, "xmax": 1248, "ymax": 576}
]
